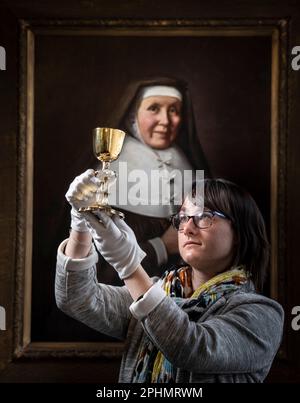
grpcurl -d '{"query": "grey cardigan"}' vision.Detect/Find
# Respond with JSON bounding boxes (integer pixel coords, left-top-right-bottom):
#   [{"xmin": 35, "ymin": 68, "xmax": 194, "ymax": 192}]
[{"xmin": 55, "ymin": 241, "xmax": 284, "ymax": 383}]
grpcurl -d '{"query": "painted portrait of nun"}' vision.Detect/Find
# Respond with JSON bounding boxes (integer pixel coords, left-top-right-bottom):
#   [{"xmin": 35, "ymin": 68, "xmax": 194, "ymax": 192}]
[{"xmin": 92, "ymin": 77, "xmax": 210, "ymax": 285}]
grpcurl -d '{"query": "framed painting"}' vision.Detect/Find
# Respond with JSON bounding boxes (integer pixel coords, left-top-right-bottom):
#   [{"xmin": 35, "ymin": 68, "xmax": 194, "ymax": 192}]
[{"xmin": 15, "ymin": 18, "xmax": 287, "ymax": 358}]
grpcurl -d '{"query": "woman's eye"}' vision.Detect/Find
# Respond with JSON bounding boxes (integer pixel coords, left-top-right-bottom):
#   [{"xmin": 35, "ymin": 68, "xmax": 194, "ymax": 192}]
[
  {"xmin": 169, "ymin": 106, "xmax": 178, "ymax": 115},
  {"xmin": 148, "ymin": 104, "xmax": 159, "ymax": 112}
]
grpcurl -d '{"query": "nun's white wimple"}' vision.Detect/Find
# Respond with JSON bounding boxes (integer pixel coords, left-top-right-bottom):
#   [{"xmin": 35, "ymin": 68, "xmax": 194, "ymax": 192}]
[{"xmin": 140, "ymin": 85, "xmax": 182, "ymax": 101}]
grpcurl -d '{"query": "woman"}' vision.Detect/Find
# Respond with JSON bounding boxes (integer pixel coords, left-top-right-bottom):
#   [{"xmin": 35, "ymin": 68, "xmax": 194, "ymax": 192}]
[
  {"xmin": 48, "ymin": 77, "xmax": 207, "ymax": 341},
  {"xmin": 89, "ymin": 77, "xmax": 209, "ymax": 283},
  {"xmin": 56, "ymin": 174, "xmax": 284, "ymax": 383}
]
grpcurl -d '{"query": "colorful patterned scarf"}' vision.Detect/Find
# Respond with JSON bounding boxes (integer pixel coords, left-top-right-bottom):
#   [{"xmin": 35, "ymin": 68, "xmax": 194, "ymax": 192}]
[{"xmin": 132, "ymin": 265, "xmax": 249, "ymax": 383}]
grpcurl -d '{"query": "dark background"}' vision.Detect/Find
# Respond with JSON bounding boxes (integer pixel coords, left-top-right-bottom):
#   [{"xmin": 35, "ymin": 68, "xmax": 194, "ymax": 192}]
[{"xmin": 0, "ymin": 0, "xmax": 299, "ymax": 384}]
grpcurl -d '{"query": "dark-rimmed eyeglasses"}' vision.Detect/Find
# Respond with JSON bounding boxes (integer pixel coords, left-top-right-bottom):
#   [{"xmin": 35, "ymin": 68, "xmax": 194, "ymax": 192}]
[{"xmin": 171, "ymin": 210, "xmax": 228, "ymax": 231}]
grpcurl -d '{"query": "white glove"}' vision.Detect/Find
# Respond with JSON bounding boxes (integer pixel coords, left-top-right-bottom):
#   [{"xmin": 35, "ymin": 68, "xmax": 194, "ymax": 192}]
[
  {"xmin": 65, "ymin": 169, "xmax": 101, "ymax": 232},
  {"xmin": 82, "ymin": 211, "xmax": 146, "ymax": 280}
]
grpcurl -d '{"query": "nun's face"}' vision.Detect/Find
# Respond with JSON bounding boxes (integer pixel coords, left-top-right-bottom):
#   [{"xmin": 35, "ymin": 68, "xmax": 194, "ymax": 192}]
[{"xmin": 137, "ymin": 96, "xmax": 182, "ymax": 149}]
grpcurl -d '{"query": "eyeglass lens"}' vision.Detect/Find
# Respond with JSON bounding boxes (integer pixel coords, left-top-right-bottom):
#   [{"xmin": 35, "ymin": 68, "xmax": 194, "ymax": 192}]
[{"xmin": 175, "ymin": 212, "xmax": 213, "ymax": 230}]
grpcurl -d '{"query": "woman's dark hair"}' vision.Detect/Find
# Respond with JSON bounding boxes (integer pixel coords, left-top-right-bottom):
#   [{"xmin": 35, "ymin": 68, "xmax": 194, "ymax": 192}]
[{"xmin": 191, "ymin": 178, "xmax": 269, "ymax": 291}]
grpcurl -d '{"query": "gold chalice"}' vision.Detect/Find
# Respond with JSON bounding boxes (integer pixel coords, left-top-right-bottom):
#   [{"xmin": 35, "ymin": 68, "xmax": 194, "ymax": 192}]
[{"xmin": 79, "ymin": 127, "xmax": 126, "ymax": 218}]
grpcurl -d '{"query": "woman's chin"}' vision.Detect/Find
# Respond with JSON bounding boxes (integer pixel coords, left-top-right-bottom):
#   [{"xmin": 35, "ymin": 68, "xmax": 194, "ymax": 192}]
[
  {"xmin": 150, "ymin": 141, "xmax": 171, "ymax": 150},
  {"xmin": 182, "ymin": 253, "xmax": 201, "ymax": 267}
]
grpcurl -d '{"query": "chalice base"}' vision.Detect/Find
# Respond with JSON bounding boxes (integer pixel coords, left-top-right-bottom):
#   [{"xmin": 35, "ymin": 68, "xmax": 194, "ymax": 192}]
[{"xmin": 78, "ymin": 204, "xmax": 124, "ymax": 219}]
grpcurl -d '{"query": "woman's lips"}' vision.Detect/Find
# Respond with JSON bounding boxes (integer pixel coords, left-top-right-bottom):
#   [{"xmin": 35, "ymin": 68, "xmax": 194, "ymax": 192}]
[
  {"xmin": 153, "ymin": 131, "xmax": 169, "ymax": 135},
  {"xmin": 183, "ymin": 241, "xmax": 202, "ymax": 248}
]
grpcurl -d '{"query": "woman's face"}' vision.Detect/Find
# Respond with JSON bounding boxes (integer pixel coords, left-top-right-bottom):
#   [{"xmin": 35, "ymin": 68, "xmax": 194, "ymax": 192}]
[
  {"xmin": 178, "ymin": 197, "xmax": 236, "ymax": 275},
  {"xmin": 136, "ymin": 96, "xmax": 182, "ymax": 149}
]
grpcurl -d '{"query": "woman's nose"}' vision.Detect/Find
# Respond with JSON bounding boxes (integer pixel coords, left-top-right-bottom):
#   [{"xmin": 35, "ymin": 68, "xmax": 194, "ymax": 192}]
[
  {"xmin": 158, "ymin": 108, "xmax": 170, "ymax": 125},
  {"xmin": 183, "ymin": 217, "xmax": 198, "ymax": 235}
]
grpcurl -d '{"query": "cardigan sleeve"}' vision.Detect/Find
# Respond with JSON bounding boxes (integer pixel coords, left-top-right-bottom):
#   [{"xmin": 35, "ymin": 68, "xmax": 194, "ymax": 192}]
[
  {"xmin": 132, "ymin": 288, "xmax": 284, "ymax": 374},
  {"xmin": 55, "ymin": 239, "xmax": 134, "ymax": 340}
]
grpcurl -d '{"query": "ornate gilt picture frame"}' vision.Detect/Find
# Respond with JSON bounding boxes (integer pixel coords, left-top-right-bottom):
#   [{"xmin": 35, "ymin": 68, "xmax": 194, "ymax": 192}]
[{"xmin": 15, "ymin": 18, "xmax": 287, "ymax": 359}]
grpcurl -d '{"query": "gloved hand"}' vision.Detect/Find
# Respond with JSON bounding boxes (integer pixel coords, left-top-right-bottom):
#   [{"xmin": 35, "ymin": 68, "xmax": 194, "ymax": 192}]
[
  {"xmin": 65, "ymin": 169, "xmax": 101, "ymax": 232},
  {"xmin": 82, "ymin": 211, "xmax": 146, "ymax": 280}
]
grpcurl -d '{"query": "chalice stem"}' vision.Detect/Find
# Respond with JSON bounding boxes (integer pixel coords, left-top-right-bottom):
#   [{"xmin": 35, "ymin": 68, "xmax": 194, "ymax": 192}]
[
  {"xmin": 102, "ymin": 161, "xmax": 110, "ymax": 171},
  {"xmin": 96, "ymin": 161, "xmax": 110, "ymax": 206}
]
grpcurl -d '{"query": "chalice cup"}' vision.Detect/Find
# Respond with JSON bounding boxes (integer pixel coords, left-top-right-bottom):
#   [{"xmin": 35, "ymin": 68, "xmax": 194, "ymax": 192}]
[{"xmin": 79, "ymin": 127, "xmax": 126, "ymax": 218}]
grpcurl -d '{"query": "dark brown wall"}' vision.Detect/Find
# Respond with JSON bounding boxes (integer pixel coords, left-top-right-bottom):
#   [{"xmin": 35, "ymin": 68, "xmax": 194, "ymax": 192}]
[{"xmin": 0, "ymin": 0, "xmax": 300, "ymax": 383}]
